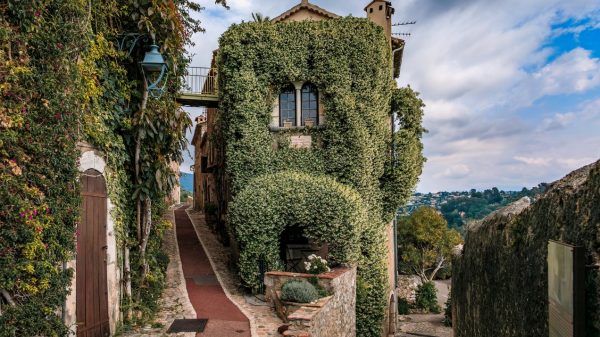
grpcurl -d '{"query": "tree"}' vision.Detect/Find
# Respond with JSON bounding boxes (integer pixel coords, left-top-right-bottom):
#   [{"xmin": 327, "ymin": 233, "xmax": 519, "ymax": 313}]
[
  {"xmin": 397, "ymin": 206, "xmax": 463, "ymax": 283},
  {"xmin": 251, "ymin": 12, "xmax": 270, "ymax": 22}
]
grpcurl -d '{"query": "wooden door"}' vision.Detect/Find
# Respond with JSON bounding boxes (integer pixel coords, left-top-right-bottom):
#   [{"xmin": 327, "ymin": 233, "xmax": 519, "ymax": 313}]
[{"xmin": 77, "ymin": 169, "xmax": 110, "ymax": 337}]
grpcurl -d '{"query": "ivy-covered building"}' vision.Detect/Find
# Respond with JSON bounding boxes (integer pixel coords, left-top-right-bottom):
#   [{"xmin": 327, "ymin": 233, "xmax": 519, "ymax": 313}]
[
  {"xmin": 192, "ymin": 1, "xmax": 423, "ymax": 336},
  {"xmin": 1, "ymin": 1, "xmax": 199, "ymax": 336}
]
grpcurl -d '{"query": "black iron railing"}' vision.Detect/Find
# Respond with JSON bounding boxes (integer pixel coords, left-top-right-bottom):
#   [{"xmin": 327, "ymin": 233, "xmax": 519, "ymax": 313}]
[{"xmin": 183, "ymin": 67, "xmax": 218, "ymax": 95}]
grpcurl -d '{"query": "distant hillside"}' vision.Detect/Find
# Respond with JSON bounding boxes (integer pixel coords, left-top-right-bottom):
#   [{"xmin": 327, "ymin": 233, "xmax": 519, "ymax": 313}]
[
  {"xmin": 180, "ymin": 172, "xmax": 193, "ymax": 192},
  {"xmin": 399, "ymin": 184, "xmax": 548, "ymax": 232}
]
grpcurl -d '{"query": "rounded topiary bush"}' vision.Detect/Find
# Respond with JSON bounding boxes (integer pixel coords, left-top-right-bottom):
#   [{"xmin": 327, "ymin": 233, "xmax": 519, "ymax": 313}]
[{"xmin": 281, "ymin": 279, "xmax": 319, "ymax": 303}]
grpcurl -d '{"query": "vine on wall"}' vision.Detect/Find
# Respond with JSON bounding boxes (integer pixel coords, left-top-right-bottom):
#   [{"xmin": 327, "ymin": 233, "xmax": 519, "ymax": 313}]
[
  {"xmin": 217, "ymin": 18, "xmax": 425, "ymax": 336},
  {"xmin": 1, "ymin": 0, "xmax": 207, "ymax": 335}
]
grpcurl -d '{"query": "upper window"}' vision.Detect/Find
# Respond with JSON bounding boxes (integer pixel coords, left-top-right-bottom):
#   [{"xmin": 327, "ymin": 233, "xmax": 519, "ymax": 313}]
[
  {"xmin": 301, "ymin": 83, "xmax": 318, "ymax": 126},
  {"xmin": 279, "ymin": 85, "xmax": 296, "ymax": 127}
]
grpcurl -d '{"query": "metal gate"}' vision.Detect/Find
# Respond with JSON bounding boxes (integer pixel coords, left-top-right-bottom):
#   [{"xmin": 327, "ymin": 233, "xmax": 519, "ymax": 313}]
[{"xmin": 77, "ymin": 169, "xmax": 110, "ymax": 337}]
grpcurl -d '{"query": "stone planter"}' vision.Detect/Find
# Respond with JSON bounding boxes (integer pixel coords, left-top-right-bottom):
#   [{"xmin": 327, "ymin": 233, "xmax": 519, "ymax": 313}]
[{"xmin": 264, "ymin": 267, "xmax": 357, "ymax": 337}]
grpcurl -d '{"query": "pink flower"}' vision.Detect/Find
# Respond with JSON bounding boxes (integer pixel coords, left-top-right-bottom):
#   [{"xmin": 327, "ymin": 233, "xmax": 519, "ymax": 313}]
[{"xmin": 34, "ymin": 10, "xmax": 41, "ymax": 17}]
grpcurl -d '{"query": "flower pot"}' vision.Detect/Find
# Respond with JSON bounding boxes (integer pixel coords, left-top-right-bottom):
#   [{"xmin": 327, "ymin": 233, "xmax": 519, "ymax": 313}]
[{"xmin": 304, "ymin": 119, "xmax": 314, "ymax": 127}]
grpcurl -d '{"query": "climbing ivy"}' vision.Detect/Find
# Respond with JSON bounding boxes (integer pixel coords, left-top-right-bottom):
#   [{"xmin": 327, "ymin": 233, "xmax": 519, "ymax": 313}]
[
  {"xmin": 217, "ymin": 18, "xmax": 425, "ymax": 336},
  {"xmin": 0, "ymin": 1, "xmax": 87, "ymax": 335},
  {"xmin": 1, "ymin": 0, "xmax": 207, "ymax": 335}
]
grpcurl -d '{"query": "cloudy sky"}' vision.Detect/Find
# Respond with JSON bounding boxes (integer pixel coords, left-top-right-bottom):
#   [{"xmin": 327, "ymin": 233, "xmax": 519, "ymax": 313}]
[{"xmin": 182, "ymin": 0, "xmax": 600, "ymax": 193}]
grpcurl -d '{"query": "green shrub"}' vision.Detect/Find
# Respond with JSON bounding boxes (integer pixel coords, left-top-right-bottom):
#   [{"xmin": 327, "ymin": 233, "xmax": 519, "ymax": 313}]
[
  {"xmin": 180, "ymin": 190, "xmax": 192, "ymax": 203},
  {"xmin": 415, "ymin": 282, "xmax": 441, "ymax": 313},
  {"xmin": 443, "ymin": 291, "xmax": 452, "ymax": 327},
  {"xmin": 280, "ymin": 279, "xmax": 319, "ymax": 303},
  {"xmin": 398, "ymin": 297, "xmax": 410, "ymax": 315}
]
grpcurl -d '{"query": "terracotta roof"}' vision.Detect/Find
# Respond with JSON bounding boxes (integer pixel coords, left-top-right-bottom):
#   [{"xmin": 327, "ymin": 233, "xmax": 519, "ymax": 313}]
[{"xmin": 271, "ymin": 0, "xmax": 339, "ymax": 23}]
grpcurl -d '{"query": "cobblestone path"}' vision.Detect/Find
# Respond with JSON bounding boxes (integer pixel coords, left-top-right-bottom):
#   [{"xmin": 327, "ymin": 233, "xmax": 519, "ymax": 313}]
[
  {"xmin": 397, "ymin": 314, "xmax": 453, "ymax": 337},
  {"xmin": 174, "ymin": 206, "xmax": 251, "ymax": 337}
]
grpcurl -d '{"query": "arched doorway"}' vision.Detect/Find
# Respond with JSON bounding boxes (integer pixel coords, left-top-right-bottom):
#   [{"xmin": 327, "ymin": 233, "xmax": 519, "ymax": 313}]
[{"xmin": 77, "ymin": 169, "xmax": 110, "ymax": 337}]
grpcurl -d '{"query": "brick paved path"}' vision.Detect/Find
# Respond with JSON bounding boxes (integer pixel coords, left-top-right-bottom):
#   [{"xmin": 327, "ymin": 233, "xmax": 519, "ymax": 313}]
[{"xmin": 174, "ymin": 206, "xmax": 251, "ymax": 337}]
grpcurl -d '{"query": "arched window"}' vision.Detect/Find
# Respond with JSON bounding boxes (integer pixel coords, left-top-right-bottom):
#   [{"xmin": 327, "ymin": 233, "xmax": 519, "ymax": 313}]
[
  {"xmin": 301, "ymin": 83, "xmax": 318, "ymax": 126},
  {"xmin": 279, "ymin": 84, "xmax": 296, "ymax": 127}
]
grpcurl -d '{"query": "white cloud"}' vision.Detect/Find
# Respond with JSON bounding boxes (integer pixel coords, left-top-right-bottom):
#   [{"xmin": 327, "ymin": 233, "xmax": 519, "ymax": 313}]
[
  {"xmin": 532, "ymin": 48, "xmax": 600, "ymax": 96},
  {"xmin": 541, "ymin": 112, "xmax": 576, "ymax": 130},
  {"xmin": 436, "ymin": 164, "xmax": 471, "ymax": 179},
  {"xmin": 514, "ymin": 156, "xmax": 551, "ymax": 166}
]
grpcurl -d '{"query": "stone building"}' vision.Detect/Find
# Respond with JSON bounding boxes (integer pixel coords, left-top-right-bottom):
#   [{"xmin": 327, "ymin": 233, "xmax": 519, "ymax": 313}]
[{"xmin": 192, "ymin": 1, "xmax": 406, "ymax": 335}]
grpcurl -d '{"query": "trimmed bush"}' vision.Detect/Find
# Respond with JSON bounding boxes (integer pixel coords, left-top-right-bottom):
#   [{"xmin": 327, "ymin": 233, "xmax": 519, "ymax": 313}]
[
  {"xmin": 281, "ymin": 279, "xmax": 319, "ymax": 303},
  {"xmin": 415, "ymin": 282, "xmax": 440, "ymax": 313}
]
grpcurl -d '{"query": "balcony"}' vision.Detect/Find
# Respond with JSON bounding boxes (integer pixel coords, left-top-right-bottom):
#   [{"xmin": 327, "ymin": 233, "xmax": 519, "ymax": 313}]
[{"xmin": 177, "ymin": 67, "xmax": 219, "ymax": 108}]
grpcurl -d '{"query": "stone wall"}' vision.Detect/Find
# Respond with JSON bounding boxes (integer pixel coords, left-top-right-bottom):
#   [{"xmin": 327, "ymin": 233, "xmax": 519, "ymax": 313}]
[
  {"xmin": 452, "ymin": 160, "xmax": 600, "ymax": 337},
  {"xmin": 264, "ymin": 267, "xmax": 357, "ymax": 337},
  {"xmin": 397, "ymin": 275, "xmax": 420, "ymax": 302},
  {"xmin": 307, "ymin": 267, "xmax": 356, "ymax": 337}
]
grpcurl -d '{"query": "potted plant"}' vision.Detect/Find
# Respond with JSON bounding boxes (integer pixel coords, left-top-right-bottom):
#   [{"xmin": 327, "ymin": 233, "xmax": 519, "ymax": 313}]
[
  {"xmin": 283, "ymin": 119, "xmax": 293, "ymax": 128},
  {"xmin": 304, "ymin": 118, "xmax": 314, "ymax": 127}
]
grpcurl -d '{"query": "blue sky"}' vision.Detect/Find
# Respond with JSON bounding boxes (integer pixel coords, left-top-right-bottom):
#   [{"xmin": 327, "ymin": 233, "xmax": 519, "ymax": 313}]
[{"xmin": 182, "ymin": 0, "xmax": 600, "ymax": 193}]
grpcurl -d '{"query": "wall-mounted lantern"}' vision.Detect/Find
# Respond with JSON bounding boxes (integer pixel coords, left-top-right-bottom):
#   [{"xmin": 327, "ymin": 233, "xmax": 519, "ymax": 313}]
[{"xmin": 139, "ymin": 44, "xmax": 169, "ymax": 99}]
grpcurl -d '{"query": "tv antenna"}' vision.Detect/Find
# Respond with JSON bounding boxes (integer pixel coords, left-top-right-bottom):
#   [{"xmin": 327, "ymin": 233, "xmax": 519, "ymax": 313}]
[{"xmin": 392, "ymin": 21, "xmax": 416, "ymax": 26}]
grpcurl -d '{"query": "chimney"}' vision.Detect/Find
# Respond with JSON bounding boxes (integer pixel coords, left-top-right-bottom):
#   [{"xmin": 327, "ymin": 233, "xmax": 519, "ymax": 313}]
[{"xmin": 365, "ymin": 0, "xmax": 395, "ymax": 44}]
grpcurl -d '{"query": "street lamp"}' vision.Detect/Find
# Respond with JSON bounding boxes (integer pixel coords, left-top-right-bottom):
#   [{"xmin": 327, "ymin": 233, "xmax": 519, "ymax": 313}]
[{"xmin": 139, "ymin": 44, "xmax": 169, "ymax": 98}]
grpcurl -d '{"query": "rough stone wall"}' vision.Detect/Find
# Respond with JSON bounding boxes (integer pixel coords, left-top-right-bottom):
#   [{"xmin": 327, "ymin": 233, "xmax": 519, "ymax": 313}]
[
  {"xmin": 452, "ymin": 160, "xmax": 600, "ymax": 337},
  {"xmin": 397, "ymin": 275, "xmax": 420, "ymax": 302},
  {"xmin": 264, "ymin": 267, "xmax": 357, "ymax": 337},
  {"xmin": 307, "ymin": 267, "xmax": 357, "ymax": 337}
]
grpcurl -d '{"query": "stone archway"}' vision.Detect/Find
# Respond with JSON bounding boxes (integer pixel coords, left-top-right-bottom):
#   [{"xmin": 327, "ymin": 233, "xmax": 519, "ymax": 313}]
[{"xmin": 77, "ymin": 169, "xmax": 110, "ymax": 337}]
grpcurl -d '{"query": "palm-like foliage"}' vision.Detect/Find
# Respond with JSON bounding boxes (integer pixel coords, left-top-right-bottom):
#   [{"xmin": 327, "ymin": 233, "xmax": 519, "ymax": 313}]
[{"xmin": 252, "ymin": 12, "xmax": 270, "ymax": 22}]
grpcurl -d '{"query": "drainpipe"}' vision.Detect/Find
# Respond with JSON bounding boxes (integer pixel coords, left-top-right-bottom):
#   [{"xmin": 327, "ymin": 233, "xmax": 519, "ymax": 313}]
[
  {"xmin": 61, "ymin": 261, "xmax": 67, "ymax": 322},
  {"xmin": 391, "ymin": 45, "xmax": 405, "ymax": 78},
  {"xmin": 391, "ymin": 45, "xmax": 405, "ymax": 289}
]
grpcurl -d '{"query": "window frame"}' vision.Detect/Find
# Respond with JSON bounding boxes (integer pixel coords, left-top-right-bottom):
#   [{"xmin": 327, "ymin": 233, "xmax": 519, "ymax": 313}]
[
  {"xmin": 301, "ymin": 83, "xmax": 319, "ymax": 126},
  {"xmin": 279, "ymin": 84, "xmax": 297, "ymax": 127}
]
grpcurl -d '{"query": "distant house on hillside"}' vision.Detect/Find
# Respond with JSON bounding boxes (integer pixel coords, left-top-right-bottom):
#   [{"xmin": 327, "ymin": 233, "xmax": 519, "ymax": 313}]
[{"xmin": 191, "ymin": 1, "xmax": 408, "ymax": 335}]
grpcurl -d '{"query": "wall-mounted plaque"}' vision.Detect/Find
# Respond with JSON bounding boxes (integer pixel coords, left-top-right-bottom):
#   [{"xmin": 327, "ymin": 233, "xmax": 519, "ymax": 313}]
[
  {"xmin": 548, "ymin": 240, "xmax": 585, "ymax": 337},
  {"xmin": 290, "ymin": 135, "xmax": 312, "ymax": 149}
]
